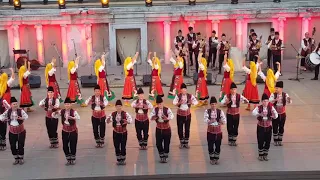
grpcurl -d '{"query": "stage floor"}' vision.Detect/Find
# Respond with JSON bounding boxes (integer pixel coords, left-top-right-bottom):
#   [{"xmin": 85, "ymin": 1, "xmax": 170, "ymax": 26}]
[{"xmin": 1, "ymin": 59, "xmax": 320, "ymax": 180}]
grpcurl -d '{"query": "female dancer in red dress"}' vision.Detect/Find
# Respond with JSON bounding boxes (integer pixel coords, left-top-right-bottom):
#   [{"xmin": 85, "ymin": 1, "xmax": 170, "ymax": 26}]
[
  {"xmin": 195, "ymin": 52, "xmax": 209, "ymax": 106},
  {"xmin": 219, "ymin": 53, "xmax": 234, "ymax": 102},
  {"xmin": 0, "ymin": 68, "xmax": 14, "ymax": 104},
  {"xmin": 147, "ymin": 52, "xmax": 164, "ymax": 103},
  {"xmin": 258, "ymin": 60, "xmax": 281, "ymax": 97},
  {"xmin": 168, "ymin": 51, "xmax": 184, "ymax": 99},
  {"xmin": 19, "ymin": 60, "xmax": 34, "ymax": 112},
  {"xmin": 45, "ymin": 57, "xmax": 62, "ymax": 102},
  {"xmin": 122, "ymin": 52, "xmax": 139, "ymax": 106}
]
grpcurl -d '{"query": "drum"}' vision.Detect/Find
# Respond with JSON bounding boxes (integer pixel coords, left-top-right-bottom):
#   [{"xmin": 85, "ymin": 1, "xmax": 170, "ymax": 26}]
[{"xmin": 305, "ymin": 52, "xmax": 320, "ymax": 69}]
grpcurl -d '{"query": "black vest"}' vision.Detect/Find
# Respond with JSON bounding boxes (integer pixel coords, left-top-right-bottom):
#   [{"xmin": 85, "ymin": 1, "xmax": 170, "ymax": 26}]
[
  {"xmin": 91, "ymin": 95, "xmax": 105, "ymax": 110},
  {"xmin": 61, "ymin": 109, "xmax": 75, "ymax": 125},
  {"xmin": 111, "ymin": 111, "xmax": 126, "ymax": 128},
  {"xmin": 207, "ymin": 109, "xmax": 221, "ymax": 122}
]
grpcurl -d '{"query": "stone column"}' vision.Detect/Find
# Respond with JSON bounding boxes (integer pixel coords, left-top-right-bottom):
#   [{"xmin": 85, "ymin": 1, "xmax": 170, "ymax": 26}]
[
  {"xmin": 188, "ymin": 20, "xmax": 195, "ymax": 29},
  {"xmin": 60, "ymin": 24, "xmax": 68, "ymax": 67},
  {"xmin": 163, "ymin": 20, "xmax": 171, "ymax": 64},
  {"xmin": 211, "ymin": 20, "xmax": 220, "ymax": 36},
  {"xmin": 12, "ymin": 24, "xmax": 20, "ymax": 60},
  {"xmin": 302, "ymin": 16, "xmax": 311, "ymax": 39},
  {"xmin": 278, "ymin": 17, "xmax": 286, "ymax": 41},
  {"xmin": 34, "ymin": 24, "xmax": 44, "ymax": 64},
  {"xmin": 236, "ymin": 17, "xmax": 243, "ymax": 50},
  {"xmin": 84, "ymin": 23, "xmax": 93, "ymax": 65}
]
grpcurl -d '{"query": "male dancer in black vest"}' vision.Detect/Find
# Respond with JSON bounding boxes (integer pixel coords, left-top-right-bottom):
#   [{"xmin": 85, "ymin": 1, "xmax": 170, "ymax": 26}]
[
  {"xmin": 85, "ymin": 85, "xmax": 108, "ymax": 148},
  {"xmin": 0, "ymin": 97, "xmax": 10, "ymax": 150},
  {"xmin": 173, "ymin": 83, "xmax": 198, "ymax": 148},
  {"xmin": 268, "ymin": 32, "xmax": 284, "ymax": 72},
  {"xmin": 39, "ymin": 86, "xmax": 60, "ymax": 148},
  {"xmin": 174, "ymin": 29, "xmax": 185, "ymax": 46},
  {"xmin": 131, "ymin": 88, "xmax": 153, "ymax": 149},
  {"xmin": 204, "ymin": 96, "xmax": 226, "ymax": 165},
  {"xmin": 0, "ymin": 97, "xmax": 28, "ymax": 165},
  {"xmin": 107, "ymin": 100, "xmax": 133, "ymax": 165}
]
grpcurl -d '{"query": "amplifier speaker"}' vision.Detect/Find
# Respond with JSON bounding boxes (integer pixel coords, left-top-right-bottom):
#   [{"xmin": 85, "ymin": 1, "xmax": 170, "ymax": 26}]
[
  {"xmin": 29, "ymin": 75, "xmax": 41, "ymax": 88},
  {"xmin": 142, "ymin": 75, "xmax": 152, "ymax": 86},
  {"xmin": 80, "ymin": 75, "xmax": 97, "ymax": 88},
  {"xmin": 193, "ymin": 72, "xmax": 212, "ymax": 85}
]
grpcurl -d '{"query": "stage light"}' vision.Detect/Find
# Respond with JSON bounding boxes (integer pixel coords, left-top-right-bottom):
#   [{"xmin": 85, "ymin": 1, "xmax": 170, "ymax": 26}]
[
  {"xmin": 189, "ymin": 0, "xmax": 196, "ymax": 5},
  {"xmin": 13, "ymin": 0, "xmax": 21, "ymax": 10},
  {"xmin": 101, "ymin": 0, "xmax": 109, "ymax": 8},
  {"xmin": 43, "ymin": 0, "xmax": 48, "ymax": 4},
  {"xmin": 145, "ymin": 0, "xmax": 152, "ymax": 7},
  {"xmin": 58, "ymin": 0, "xmax": 66, "ymax": 9},
  {"xmin": 273, "ymin": 0, "xmax": 281, "ymax": 2},
  {"xmin": 231, "ymin": 0, "xmax": 238, "ymax": 4}
]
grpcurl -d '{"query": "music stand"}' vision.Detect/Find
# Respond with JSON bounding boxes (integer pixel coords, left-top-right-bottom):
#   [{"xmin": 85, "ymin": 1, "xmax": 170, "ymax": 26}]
[
  {"xmin": 12, "ymin": 49, "xmax": 28, "ymax": 73},
  {"xmin": 288, "ymin": 44, "xmax": 304, "ymax": 82}
]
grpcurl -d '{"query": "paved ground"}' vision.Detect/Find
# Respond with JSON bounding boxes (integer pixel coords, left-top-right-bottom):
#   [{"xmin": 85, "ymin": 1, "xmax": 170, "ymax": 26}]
[{"xmin": 1, "ymin": 59, "xmax": 320, "ymax": 180}]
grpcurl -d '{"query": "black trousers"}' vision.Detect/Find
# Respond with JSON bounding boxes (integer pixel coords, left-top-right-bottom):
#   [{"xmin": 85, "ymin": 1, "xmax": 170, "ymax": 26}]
[
  {"xmin": 91, "ymin": 116, "xmax": 106, "ymax": 144},
  {"xmin": 208, "ymin": 48, "xmax": 217, "ymax": 68},
  {"xmin": 0, "ymin": 122, "xmax": 7, "ymax": 147},
  {"xmin": 189, "ymin": 49, "xmax": 194, "ymax": 66},
  {"xmin": 257, "ymin": 125, "xmax": 272, "ymax": 156},
  {"xmin": 113, "ymin": 131, "xmax": 127, "ymax": 162},
  {"xmin": 218, "ymin": 54, "xmax": 225, "ymax": 73},
  {"xmin": 301, "ymin": 57, "xmax": 306, "ymax": 67},
  {"xmin": 272, "ymin": 113, "xmax": 286, "ymax": 142},
  {"xmin": 267, "ymin": 49, "xmax": 272, "ymax": 68},
  {"xmin": 314, "ymin": 64, "xmax": 320, "ymax": 78},
  {"xmin": 182, "ymin": 57, "xmax": 187, "ymax": 75},
  {"xmin": 62, "ymin": 130, "xmax": 78, "ymax": 161},
  {"xmin": 273, "ymin": 54, "xmax": 281, "ymax": 72},
  {"xmin": 156, "ymin": 128, "xmax": 171, "ymax": 158},
  {"xmin": 226, "ymin": 114, "xmax": 240, "ymax": 142},
  {"xmin": 177, "ymin": 114, "xmax": 191, "ymax": 144},
  {"xmin": 45, "ymin": 117, "xmax": 58, "ymax": 145},
  {"xmin": 207, "ymin": 132, "xmax": 222, "ymax": 160},
  {"xmin": 9, "ymin": 130, "xmax": 26, "ymax": 159},
  {"xmin": 194, "ymin": 51, "xmax": 199, "ymax": 72},
  {"xmin": 135, "ymin": 120, "xmax": 149, "ymax": 146}
]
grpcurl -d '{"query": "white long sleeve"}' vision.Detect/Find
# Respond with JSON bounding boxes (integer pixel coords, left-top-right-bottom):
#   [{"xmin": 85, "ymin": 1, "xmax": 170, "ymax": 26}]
[
  {"xmin": 301, "ymin": 39, "xmax": 307, "ymax": 50},
  {"xmin": 131, "ymin": 99, "xmax": 153, "ymax": 109},
  {"xmin": 98, "ymin": 65, "xmax": 104, "ymax": 72},
  {"xmin": 147, "ymin": 59, "xmax": 153, "ymax": 67},
  {"xmin": 85, "ymin": 96, "xmax": 108, "ymax": 109},
  {"xmin": 2, "ymin": 100, "xmax": 10, "ymax": 110},
  {"xmin": 223, "ymin": 63, "xmax": 230, "ymax": 72},
  {"xmin": 258, "ymin": 71, "xmax": 266, "ymax": 81},
  {"xmin": 48, "ymin": 67, "xmax": 56, "ymax": 76},
  {"xmin": 39, "ymin": 98, "xmax": 60, "ymax": 109},
  {"xmin": 204, "ymin": 109, "xmax": 226, "ymax": 125},
  {"xmin": 170, "ymin": 58, "xmax": 176, "ymax": 65},
  {"xmin": 242, "ymin": 66, "xmax": 251, "ymax": 74},
  {"xmin": 7, "ymin": 77, "xmax": 14, "ymax": 87},
  {"xmin": 70, "ymin": 65, "xmax": 78, "ymax": 74},
  {"xmin": 150, "ymin": 107, "xmax": 174, "ymax": 121},
  {"xmin": 23, "ymin": 71, "xmax": 31, "ymax": 79},
  {"xmin": 252, "ymin": 106, "xmax": 279, "ymax": 119}
]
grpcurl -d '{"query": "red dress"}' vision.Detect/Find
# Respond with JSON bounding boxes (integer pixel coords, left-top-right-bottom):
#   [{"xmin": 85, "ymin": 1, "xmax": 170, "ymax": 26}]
[
  {"xmin": 221, "ymin": 71, "xmax": 233, "ymax": 95},
  {"xmin": 3, "ymin": 85, "xmax": 11, "ymax": 104},
  {"xmin": 264, "ymin": 83, "xmax": 271, "ymax": 97},
  {"xmin": 48, "ymin": 74, "xmax": 61, "ymax": 100},
  {"xmin": 168, "ymin": 68, "xmax": 184, "ymax": 99},
  {"xmin": 20, "ymin": 77, "xmax": 33, "ymax": 108},
  {"xmin": 149, "ymin": 69, "xmax": 164, "ymax": 100},
  {"xmin": 98, "ymin": 70, "xmax": 115, "ymax": 101},
  {"xmin": 196, "ymin": 70, "xmax": 209, "ymax": 101},
  {"xmin": 66, "ymin": 72, "xmax": 82, "ymax": 103},
  {"xmin": 122, "ymin": 69, "xmax": 137, "ymax": 100},
  {"xmin": 242, "ymin": 74, "xmax": 259, "ymax": 104}
]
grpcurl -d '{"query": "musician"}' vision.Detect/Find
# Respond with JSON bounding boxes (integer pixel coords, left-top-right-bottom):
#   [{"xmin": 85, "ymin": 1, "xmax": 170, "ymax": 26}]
[
  {"xmin": 85, "ymin": 85, "xmax": 108, "ymax": 148},
  {"xmin": 39, "ymin": 86, "xmax": 60, "ymax": 148},
  {"xmin": 173, "ymin": 83, "xmax": 198, "ymax": 149},
  {"xmin": 175, "ymin": 39, "xmax": 187, "ymax": 75},
  {"xmin": 0, "ymin": 96, "xmax": 10, "ymax": 150},
  {"xmin": 0, "ymin": 68, "xmax": 14, "ymax": 104},
  {"xmin": 168, "ymin": 52, "xmax": 184, "ymax": 99},
  {"xmin": 192, "ymin": 32, "xmax": 206, "ymax": 72},
  {"xmin": 301, "ymin": 32, "xmax": 315, "ymax": 71},
  {"xmin": 252, "ymin": 94, "xmax": 278, "ymax": 161},
  {"xmin": 208, "ymin": 30, "xmax": 219, "ymax": 69},
  {"xmin": 219, "ymin": 53, "xmax": 234, "ymax": 102},
  {"xmin": 52, "ymin": 97, "xmax": 81, "ymax": 165},
  {"xmin": 217, "ymin": 34, "xmax": 231, "ymax": 74},
  {"xmin": 0, "ymin": 97, "xmax": 28, "ymax": 165},
  {"xmin": 265, "ymin": 28, "xmax": 275, "ymax": 68},
  {"xmin": 186, "ymin": 27, "xmax": 196, "ymax": 66},
  {"xmin": 66, "ymin": 57, "xmax": 86, "ymax": 107},
  {"xmin": 122, "ymin": 52, "xmax": 139, "ymax": 106},
  {"xmin": 248, "ymin": 29, "xmax": 255, "ymax": 42},
  {"xmin": 268, "ymin": 32, "xmax": 284, "ymax": 72},
  {"xmin": 195, "ymin": 52, "xmax": 209, "ymax": 106},
  {"xmin": 311, "ymin": 43, "xmax": 320, "ymax": 80},
  {"xmin": 94, "ymin": 53, "xmax": 115, "ymax": 101},
  {"xmin": 174, "ymin": 30, "xmax": 185, "ymax": 46},
  {"xmin": 147, "ymin": 52, "xmax": 164, "ymax": 103},
  {"xmin": 258, "ymin": 62, "xmax": 281, "ymax": 97},
  {"xmin": 204, "ymin": 96, "xmax": 226, "ymax": 165},
  {"xmin": 45, "ymin": 57, "xmax": 62, "ymax": 102},
  {"xmin": 19, "ymin": 60, "xmax": 34, "ymax": 112},
  {"xmin": 248, "ymin": 33, "xmax": 261, "ymax": 63}
]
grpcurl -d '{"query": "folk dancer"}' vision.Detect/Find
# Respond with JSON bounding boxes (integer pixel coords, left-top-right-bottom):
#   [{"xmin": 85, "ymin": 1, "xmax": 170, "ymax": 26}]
[
  {"xmin": 173, "ymin": 83, "xmax": 198, "ymax": 148},
  {"xmin": 265, "ymin": 28, "xmax": 275, "ymax": 68},
  {"xmin": 39, "ymin": 87, "xmax": 60, "ymax": 148},
  {"xmin": 311, "ymin": 43, "xmax": 320, "ymax": 80},
  {"xmin": 19, "ymin": 60, "xmax": 34, "ymax": 112},
  {"xmin": 106, "ymin": 100, "xmax": 133, "ymax": 165},
  {"xmin": 52, "ymin": 97, "xmax": 80, "ymax": 165},
  {"xmin": 301, "ymin": 31, "xmax": 316, "ymax": 71},
  {"xmin": 122, "ymin": 52, "xmax": 139, "ymax": 106},
  {"xmin": 219, "ymin": 53, "xmax": 234, "ymax": 102},
  {"xmin": 45, "ymin": 57, "xmax": 62, "ymax": 102},
  {"xmin": 252, "ymin": 94, "xmax": 278, "ymax": 161},
  {"xmin": 150, "ymin": 96, "xmax": 174, "ymax": 163},
  {"xmin": 131, "ymin": 88, "xmax": 153, "ymax": 150},
  {"xmin": 258, "ymin": 61, "xmax": 281, "ymax": 97},
  {"xmin": 186, "ymin": 27, "xmax": 196, "ymax": 66},
  {"xmin": 0, "ymin": 96, "xmax": 10, "ymax": 150},
  {"xmin": 66, "ymin": 57, "xmax": 86, "ymax": 107},
  {"xmin": 242, "ymin": 57, "xmax": 260, "ymax": 110},
  {"xmin": 204, "ymin": 96, "xmax": 226, "ymax": 165},
  {"xmin": 168, "ymin": 51, "xmax": 184, "ymax": 99},
  {"xmin": 208, "ymin": 30, "xmax": 219, "ymax": 69},
  {"xmin": 85, "ymin": 85, "xmax": 108, "ymax": 148},
  {"xmin": 217, "ymin": 34, "xmax": 231, "ymax": 74},
  {"xmin": 268, "ymin": 32, "xmax": 284, "ymax": 73},
  {"xmin": 195, "ymin": 52, "xmax": 209, "ymax": 106},
  {"xmin": 0, "ymin": 97, "xmax": 28, "ymax": 165},
  {"xmin": 248, "ymin": 33, "xmax": 261, "ymax": 63},
  {"xmin": 221, "ymin": 83, "xmax": 249, "ymax": 146},
  {"xmin": 147, "ymin": 52, "xmax": 164, "ymax": 103},
  {"xmin": 192, "ymin": 32, "xmax": 206, "ymax": 72},
  {"xmin": 0, "ymin": 68, "xmax": 14, "ymax": 104},
  {"xmin": 175, "ymin": 39, "xmax": 188, "ymax": 75},
  {"xmin": 94, "ymin": 53, "xmax": 115, "ymax": 101},
  {"xmin": 269, "ymin": 81, "xmax": 292, "ymax": 146},
  {"xmin": 174, "ymin": 29, "xmax": 185, "ymax": 46}
]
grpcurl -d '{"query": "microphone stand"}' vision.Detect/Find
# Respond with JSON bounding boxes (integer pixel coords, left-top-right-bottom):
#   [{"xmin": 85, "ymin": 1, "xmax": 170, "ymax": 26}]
[
  {"xmin": 288, "ymin": 44, "xmax": 304, "ymax": 81},
  {"xmin": 52, "ymin": 43, "xmax": 63, "ymax": 81}
]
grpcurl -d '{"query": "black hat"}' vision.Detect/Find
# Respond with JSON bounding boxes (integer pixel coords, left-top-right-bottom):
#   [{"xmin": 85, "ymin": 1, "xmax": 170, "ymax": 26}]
[
  {"xmin": 222, "ymin": 33, "xmax": 226, "ymax": 37},
  {"xmin": 10, "ymin": 97, "xmax": 17, "ymax": 103},
  {"xmin": 261, "ymin": 93, "xmax": 269, "ymax": 101},
  {"xmin": 115, "ymin": 99, "xmax": 122, "ymax": 106},
  {"xmin": 252, "ymin": 33, "xmax": 257, "ymax": 37},
  {"xmin": 137, "ymin": 88, "xmax": 144, "ymax": 94},
  {"xmin": 156, "ymin": 96, "xmax": 163, "ymax": 104},
  {"xmin": 212, "ymin": 30, "xmax": 216, "ymax": 34},
  {"xmin": 250, "ymin": 29, "xmax": 255, "ymax": 32},
  {"xmin": 276, "ymin": 81, "xmax": 283, "ymax": 88},
  {"xmin": 94, "ymin": 85, "xmax": 100, "ymax": 90},
  {"xmin": 188, "ymin": 27, "xmax": 193, "ymax": 31},
  {"xmin": 270, "ymin": 28, "xmax": 275, "ymax": 32},
  {"xmin": 47, "ymin": 86, "xmax": 54, "ymax": 92},
  {"xmin": 180, "ymin": 83, "xmax": 187, "ymax": 89},
  {"xmin": 230, "ymin": 82, "xmax": 237, "ymax": 89},
  {"xmin": 196, "ymin": 32, "xmax": 201, "ymax": 35},
  {"xmin": 275, "ymin": 31, "xmax": 279, "ymax": 35},
  {"xmin": 64, "ymin": 97, "xmax": 71, "ymax": 104},
  {"xmin": 178, "ymin": 29, "xmax": 182, "ymax": 33},
  {"xmin": 210, "ymin": 96, "xmax": 217, "ymax": 104}
]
